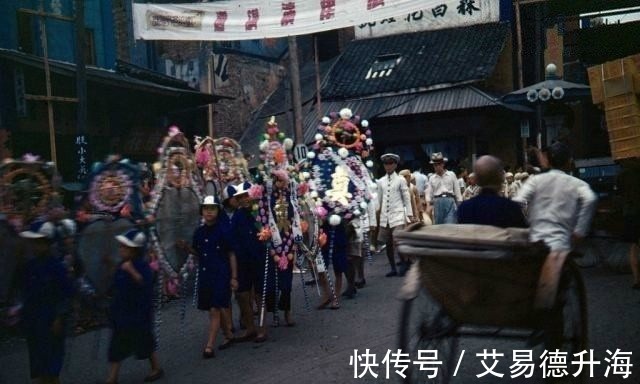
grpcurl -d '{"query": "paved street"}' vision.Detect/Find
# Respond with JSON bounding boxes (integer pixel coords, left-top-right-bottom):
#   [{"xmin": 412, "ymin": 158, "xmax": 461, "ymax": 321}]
[{"xmin": 1, "ymin": 247, "xmax": 638, "ymax": 384}]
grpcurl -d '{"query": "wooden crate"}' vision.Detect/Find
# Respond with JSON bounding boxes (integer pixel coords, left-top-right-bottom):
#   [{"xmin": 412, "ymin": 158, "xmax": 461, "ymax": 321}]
[
  {"xmin": 604, "ymin": 93, "xmax": 639, "ymax": 110},
  {"xmin": 587, "ymin": 65, "xmax": 605, "ymax": 104},
  {"xmin": 602, "ymin": 58, "xmax": 637, "ymax": 80},
  {"xmin": 605, "ymin": 103, "xmax": 640, "ymax": 120},
  {"xmin": 606, "ymin": 121, "xmax": 640, "ymax": 141},
  {"xmin": 609, "ymin": 135, "xmax": 640, "ymax": 160}
]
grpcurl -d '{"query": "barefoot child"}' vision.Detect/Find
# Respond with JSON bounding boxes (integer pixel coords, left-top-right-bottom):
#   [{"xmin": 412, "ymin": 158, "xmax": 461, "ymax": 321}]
[{"xmin": 105, "ymin": 229, "xmax": 163, "ymax": 383}]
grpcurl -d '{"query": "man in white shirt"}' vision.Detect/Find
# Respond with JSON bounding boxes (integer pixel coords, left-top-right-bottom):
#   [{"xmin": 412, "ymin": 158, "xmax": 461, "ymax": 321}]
[
  {"xmin": 425, "ymin": 152, "xmax": 462, "ymax": 224},
  {"xmin": 513, "ymin": 142, "xmax": 597, "ymax": 309},
  {"xmin": 377, "ymin": 153, "xmax": 413, "ymax": 277}
]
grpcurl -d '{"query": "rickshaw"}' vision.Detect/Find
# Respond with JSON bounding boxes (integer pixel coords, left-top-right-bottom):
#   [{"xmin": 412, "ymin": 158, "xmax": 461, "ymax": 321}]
[{"xmin": 396, "ymin": 224, "xmax": 588, "ymax": 383}]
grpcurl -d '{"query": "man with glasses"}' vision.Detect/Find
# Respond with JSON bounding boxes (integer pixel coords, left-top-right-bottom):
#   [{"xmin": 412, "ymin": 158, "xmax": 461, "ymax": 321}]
[
  {"xmin": 376, "ymin": 153, "xmax": 413, "ymax": 277},
  {"xmin": 425, "ymin": 152, "xmax": 462, "ymax": 224}
]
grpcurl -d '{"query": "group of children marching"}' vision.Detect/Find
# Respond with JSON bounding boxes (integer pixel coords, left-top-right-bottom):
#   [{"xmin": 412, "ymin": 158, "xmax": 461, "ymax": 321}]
[{"xmin": 14, "ymin": 173, "xmax": 370, "ymax": 384}]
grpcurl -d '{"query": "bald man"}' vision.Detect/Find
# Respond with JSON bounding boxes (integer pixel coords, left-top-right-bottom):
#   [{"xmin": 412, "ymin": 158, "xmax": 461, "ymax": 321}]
[{"xmin": 457, "ymin": 155, "xmax": 527, "ymax": 228}]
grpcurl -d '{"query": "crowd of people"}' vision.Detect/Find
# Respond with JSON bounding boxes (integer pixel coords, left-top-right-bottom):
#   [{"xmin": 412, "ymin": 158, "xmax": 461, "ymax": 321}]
[{"xmin": 9, "ymin": 139, "xmax": 640, "ymax": 384}]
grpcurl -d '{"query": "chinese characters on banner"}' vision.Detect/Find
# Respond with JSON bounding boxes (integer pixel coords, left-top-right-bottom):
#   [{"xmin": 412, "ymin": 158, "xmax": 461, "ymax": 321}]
[
  {"xmin": 133, "ymin": 0, "xmax": 499, "ymax": 41},
  {"xmin": 349, "ymin": 349, "xmax": 633, "ymax": 380},
  {"xmin": 355, "ymin": 0, "xmax": 499, "ymax": 38},
  {"xmin": 75, "ymin": 135, "xmax": 89, "ymax": 181}
]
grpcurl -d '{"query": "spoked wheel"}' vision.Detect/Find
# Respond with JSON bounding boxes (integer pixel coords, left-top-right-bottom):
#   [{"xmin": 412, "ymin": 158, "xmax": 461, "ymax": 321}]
[
  {"xmin": 544, "ymin": 261, "xmax": 588, "ymax": 383},
  {"xmin": 400, "ymin": 287, "xmax": 458, "ymax": 384}
]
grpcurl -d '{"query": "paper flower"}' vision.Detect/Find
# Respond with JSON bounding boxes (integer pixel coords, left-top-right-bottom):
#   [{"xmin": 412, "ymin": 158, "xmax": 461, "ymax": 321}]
[
  {"xmin": 339, "ymin": 108, "xmax": 353, "ymax": 119},
  {"xmin": 318, "ymin": 232, "xmax": 327, "ymax": 247},
  {"xmin": 258, "ymin": 227, "xmax": 272, "ymax": 241}
]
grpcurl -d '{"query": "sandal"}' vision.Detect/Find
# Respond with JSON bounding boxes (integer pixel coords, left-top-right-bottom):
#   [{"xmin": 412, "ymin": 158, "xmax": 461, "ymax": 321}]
[
  {"xmin": 144, "ymin": 368, "xmax": 165, "ymax": 382},
  {"xmin": 316, "ymin": 299, "xmax": 331, "ymax": 310},
  {"xmin": 254, "ymin": 334, "xmax": 267, "ymax": 343},
  {"xmin": 235, "ymin": 331, "xmax": 257, "ymax": 342},
  {"xmin": 202, "ymin": 346, "xmax": 215, "ymax": 359},
  {"xmin": 330, "ymin": 301, "xmax": 341, "ymax": 310},
  {"xmin": 218, "ymin": 338, "xmax": 234, "ymax": 350}
]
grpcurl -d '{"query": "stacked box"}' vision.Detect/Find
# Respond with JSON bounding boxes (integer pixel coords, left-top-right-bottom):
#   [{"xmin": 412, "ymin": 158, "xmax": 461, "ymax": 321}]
[
  {"xmin": 588, "ymin": 55, "xmax": 640, "ymax": 160},
  {"xmin": 604, "ymin": 94, "xmax": 640, "ymax": 160}
]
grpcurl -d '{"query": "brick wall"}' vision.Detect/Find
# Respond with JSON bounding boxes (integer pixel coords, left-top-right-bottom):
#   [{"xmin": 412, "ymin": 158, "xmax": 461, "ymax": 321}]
[{"xmin": 210, "ymin": 54, "xmax": 284, "ymax": 140}]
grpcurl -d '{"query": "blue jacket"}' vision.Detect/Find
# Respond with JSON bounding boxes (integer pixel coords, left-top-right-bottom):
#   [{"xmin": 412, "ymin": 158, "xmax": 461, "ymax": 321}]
[{"xmin": 457, "ymin": 190, "xmax": 528, "ymax": 228}]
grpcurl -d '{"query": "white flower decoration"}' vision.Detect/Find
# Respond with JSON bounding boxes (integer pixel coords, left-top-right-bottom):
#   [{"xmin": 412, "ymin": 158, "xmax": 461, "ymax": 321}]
[
  {"xmin": 360, "ymin": 201, "xmax": 368, "ymax": 210},
  {"xmin": 361, "ymin": 120, "xmax": 369, "ymax": 128},
  {"xmin": 339, "ymin": 108, "xmax": 353, "ymax": 120},
  {"xmin": 329, "ymin": 214, "xmax": 342, "ymax": 226},
  {"xmin": 259, "ymin": 140, "xmax": 269, "ymax": 152},
  {"xmin": 366, "ymin": 160, "xmax": 374, "ymax": 168},
  {"xmin": 315, "ymin": 133, "xmax": 324, "ymax": 141},
  {"xmin": 338, "ymin": 147, "xmax": 349, "ymax": 158},
  {"xmin": 307, "ymin": 151, "xmax": 316, "ymax": 159},
  {"xmin": 365, "ymin": 138, "xmax": 373, "ymax": 146},
  {"xmin": 322, "ymin": 116, "xmax": 331, "ymax": 124},
  {"xmin": 283, "ymin": 138, "xmax": 294, "ymax": 150}
]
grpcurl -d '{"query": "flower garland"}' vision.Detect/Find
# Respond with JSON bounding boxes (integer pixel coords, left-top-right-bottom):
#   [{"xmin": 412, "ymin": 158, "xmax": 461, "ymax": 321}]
[{"xmin": 300, "ymin": 108, "xmax": 376, "ymax": 228}]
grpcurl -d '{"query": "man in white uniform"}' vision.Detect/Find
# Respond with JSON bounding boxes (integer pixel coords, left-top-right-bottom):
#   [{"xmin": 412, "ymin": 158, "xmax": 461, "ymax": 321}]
[{"xmin": 377, "ymin": 153, "xmax": 413, "ymax": 277}]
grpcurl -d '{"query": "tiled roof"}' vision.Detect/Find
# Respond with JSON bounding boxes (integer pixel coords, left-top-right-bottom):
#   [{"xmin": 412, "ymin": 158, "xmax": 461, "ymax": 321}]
[{"xmin": 321, "ymin": 22, "xmax": 510, "ymax": 99}]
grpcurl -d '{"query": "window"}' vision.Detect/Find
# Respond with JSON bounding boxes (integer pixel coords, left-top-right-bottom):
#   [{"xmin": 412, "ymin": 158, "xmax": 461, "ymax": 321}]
[
  {"xmin": 17, "ymin": 11, "xmax": 34, "ymax": 54},
  {"xmin": 84, "ymin": 28, "xmax": 96, "ymax": 65},
  {"xmin": 365, "ymin": 53, "xmax": 402, "ymax": 79}
]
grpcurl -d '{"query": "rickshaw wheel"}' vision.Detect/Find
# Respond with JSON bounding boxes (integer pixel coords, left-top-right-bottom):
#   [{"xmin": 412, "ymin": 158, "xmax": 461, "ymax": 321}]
[
  {"xmin": 400, "ymin": 287, "xmax": 458, "ymax": 384},
  {"xmin": 544, "ymin": 261, "xmax": 589, "ymax": 383}
]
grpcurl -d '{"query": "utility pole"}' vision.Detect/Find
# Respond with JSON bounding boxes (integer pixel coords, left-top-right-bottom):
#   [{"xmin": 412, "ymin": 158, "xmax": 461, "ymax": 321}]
[
  {"xmin": 287, "ymin": 36, "xmax": 304, "ymax": 144},
  {"xmin": 18, "ymin": 0, "xmax": 78, "ymax": 169}
]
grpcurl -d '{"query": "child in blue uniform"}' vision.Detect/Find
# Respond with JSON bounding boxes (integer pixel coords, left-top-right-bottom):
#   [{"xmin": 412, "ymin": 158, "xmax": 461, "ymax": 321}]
[
  {"xmin": 220, "ymin": 182, "xmax": 263, "ymax": 341},
  {"xmin": 318, "ymin": 221, "xmax": 348, "ymax": 310},
  {"xmin": 20, "ymin": 221, "xmax": 74, "ymax": 384},
  {"xmin": 179, "ymin": 195, "xmax": 238, "ymax": 358},
  {"xmin": 105, "ymin": 229, "xmax": 163, "ymax": 383}
]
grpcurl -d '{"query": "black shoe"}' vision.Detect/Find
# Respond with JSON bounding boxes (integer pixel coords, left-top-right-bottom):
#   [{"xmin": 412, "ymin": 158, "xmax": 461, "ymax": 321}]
[
  {"xmin": 385, "ymin": 270, "xmax": 398, "ymax": 277},
  {"xmin": 354, "ymin": 279, "xmax": 366, "ymax": 289},
  {"xmin": 144, "ymin": 369, "xmax": 164, "ymax": 382},
  {"xmin": 202, "ymin": 347, "xmax": 215, "ymax": 359},
  {"xmin": 304, "ymin": 279, "xmax": 317, "ymax": 286},
  {"xmin": 218, "ymin": 338, "xmax": 234, "ymax": 350},
  {"xmin": 342, "ymin": 288, "xmax": 357, "ymax": 299}
]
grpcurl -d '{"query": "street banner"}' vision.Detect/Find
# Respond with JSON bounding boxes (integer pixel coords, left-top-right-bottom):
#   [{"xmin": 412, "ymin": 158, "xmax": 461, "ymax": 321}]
[
  {"xmin": 133, "ymin": 0, "xmax": 494, "ymax": 41},
  {"xmin": 355, "ymin": 0, "xmax": 499, "ymax": 38}
]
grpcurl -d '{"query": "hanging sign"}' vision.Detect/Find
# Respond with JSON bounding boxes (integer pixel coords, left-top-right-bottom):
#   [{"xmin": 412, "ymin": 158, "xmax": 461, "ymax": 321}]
[{"xmin": 133, "ymin": 0, "xmax": 466, "ymax": 41}]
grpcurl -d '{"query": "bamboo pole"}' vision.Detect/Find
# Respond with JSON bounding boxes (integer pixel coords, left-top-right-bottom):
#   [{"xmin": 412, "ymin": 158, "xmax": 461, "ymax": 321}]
[{"xmin": 39, "ymin": 0, "xmax": 57, "ymax": 166}]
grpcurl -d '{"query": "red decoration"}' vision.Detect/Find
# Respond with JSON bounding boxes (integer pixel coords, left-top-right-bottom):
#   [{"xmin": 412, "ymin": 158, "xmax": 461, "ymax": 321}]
[
  {"xmin": 245, "ymin": 8, "xmax": 259, "ymax": 31},
  {"xmin": 320, "ymin": 0, "xmax": 336, "ymax": 20},
  {"xmin": 214, "ymin": 11, "xmax": 227, "ymax": 31},
  {"xmin": 367, "ymin": 0, "xmax": 384, "ymax": 10},
  {"xmin": 281, "ymin": 2, "xmax": 296, "ymax": 26}
]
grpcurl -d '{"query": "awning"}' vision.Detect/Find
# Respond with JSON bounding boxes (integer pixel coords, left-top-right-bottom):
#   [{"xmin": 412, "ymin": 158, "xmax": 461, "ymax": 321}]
[
  {"xmin": 306, "ymin": 86, "xmax": 532, "ymax": 141},
  {"xmin": 0, "ymin": 48, "xmax": 232, "ymax": 106}
]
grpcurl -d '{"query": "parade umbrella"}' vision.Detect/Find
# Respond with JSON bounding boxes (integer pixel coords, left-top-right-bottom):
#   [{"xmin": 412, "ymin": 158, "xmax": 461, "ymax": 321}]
[
  {"xmin": 501, "ymin": 64, "xmax": 592, "ymax": 106},
  {"xmin": 78, "ymin": 218, "xmax": 134, "ymax": 295}
]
